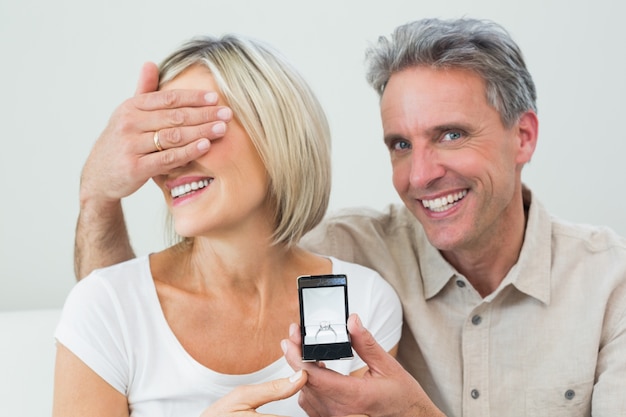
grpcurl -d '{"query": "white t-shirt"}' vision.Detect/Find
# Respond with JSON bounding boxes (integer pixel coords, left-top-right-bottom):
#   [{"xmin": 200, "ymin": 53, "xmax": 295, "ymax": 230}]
[{"xmin": 55, "ymin": 255, "xmax": 402, "ymax": 417}]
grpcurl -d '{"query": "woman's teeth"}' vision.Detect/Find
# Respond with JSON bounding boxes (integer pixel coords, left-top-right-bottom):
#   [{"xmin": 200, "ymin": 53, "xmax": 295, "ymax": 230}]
[{"xmin": 170, "ymin": 179, "xmax": 212, "ymax": 198}]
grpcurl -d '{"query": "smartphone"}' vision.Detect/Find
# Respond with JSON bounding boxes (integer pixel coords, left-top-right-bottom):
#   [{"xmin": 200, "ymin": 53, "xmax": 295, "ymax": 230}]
[{"xmin": 297, "ymin": 274, "xmax": 353, "ymax": 361}]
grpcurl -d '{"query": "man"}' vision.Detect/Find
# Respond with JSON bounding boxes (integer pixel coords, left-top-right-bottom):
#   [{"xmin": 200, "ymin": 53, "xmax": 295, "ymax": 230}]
[{"xmin": 75, "ymin": 19, "xmax": 626, "ymax": 416}]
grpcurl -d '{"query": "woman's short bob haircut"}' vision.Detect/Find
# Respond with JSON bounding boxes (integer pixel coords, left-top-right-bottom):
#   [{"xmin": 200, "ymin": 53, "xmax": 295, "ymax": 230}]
[{"xmin": 159, "ymin": 35, "xmax": 331, "ymax": 247}]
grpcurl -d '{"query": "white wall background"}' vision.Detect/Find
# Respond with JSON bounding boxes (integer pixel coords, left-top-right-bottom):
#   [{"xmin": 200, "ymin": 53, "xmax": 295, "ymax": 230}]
[{"xmin": 1, "ymin": 0, "xmax": 625, "ymax": 311}]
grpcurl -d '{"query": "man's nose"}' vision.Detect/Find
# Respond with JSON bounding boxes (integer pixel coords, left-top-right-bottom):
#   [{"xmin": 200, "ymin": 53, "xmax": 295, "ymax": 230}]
[{"xmin": 408, "ymin": 147, "xmax": 445, "ymax": 189}]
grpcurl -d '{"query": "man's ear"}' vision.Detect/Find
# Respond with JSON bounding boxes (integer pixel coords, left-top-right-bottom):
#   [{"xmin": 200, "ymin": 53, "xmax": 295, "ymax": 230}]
[{"xmin": 515, "ymin": 110, "xmax": 539, "ymax": 165}]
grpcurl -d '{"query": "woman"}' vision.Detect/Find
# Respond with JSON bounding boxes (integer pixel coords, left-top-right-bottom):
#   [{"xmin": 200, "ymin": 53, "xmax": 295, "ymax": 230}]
[{"xmin": 53, "ymin": 35, "xmax": 402, "ymax": 417}]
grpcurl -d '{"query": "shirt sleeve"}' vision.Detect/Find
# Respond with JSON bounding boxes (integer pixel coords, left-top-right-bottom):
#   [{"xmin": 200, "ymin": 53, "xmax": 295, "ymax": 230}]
[
  {"xmin": 54, "ymin": 272, "xmax": 130, "ymax": 394},
  {"xmin": 592, "ymin": 306, "xmax": 626, "ymax": 414}
]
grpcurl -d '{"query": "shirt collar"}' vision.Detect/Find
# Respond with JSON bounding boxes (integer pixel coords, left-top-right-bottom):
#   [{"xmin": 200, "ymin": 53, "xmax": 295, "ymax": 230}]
[
  {"xmin": 419, "ymin": 185, "xmax": 552, "ymax": 304},
  {"xmin": 508, "ymin": 186, "xmax": 552, "ymax": 304},
  {"xmin": 419, "ymin": 230, "xmax": 458, "ymax": 300}
]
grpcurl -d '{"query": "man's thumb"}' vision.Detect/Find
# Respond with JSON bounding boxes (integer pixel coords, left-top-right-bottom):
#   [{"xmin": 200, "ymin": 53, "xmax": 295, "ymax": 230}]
[
  {"xmin": 347, "ymin": 314, "xmax": 392, "ymax": 375},
  {"xmin": 134, "ymin": 62, "xmax": 159, "ymax": 95}
]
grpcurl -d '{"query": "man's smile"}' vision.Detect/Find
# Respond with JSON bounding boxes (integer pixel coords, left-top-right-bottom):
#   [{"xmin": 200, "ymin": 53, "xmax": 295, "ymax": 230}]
[{"xmin": 420, "ymin": 189, "xmax": 468, "ymax": 212}]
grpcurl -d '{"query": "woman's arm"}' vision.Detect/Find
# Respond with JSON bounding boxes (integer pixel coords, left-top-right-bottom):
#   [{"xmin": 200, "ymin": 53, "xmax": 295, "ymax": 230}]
[{"xmin": 52, "ymin": 343, "xmax": 129, "ymax": 417}]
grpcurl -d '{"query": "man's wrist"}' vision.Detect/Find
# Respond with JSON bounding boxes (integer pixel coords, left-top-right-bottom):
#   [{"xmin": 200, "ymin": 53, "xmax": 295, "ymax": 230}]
[
  {"xmin": 78, "ymin": 186, "xmax": 125, "ymax": 217},
  {"xmin": 74, "ymin": 196, "xmax": 134, "ymax": 279}
]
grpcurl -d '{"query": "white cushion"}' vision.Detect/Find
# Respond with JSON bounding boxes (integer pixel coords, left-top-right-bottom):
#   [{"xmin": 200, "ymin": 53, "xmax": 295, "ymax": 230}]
[{"xmin": 0, "ymin": 309, "xmax": 61, "ymax": 417}]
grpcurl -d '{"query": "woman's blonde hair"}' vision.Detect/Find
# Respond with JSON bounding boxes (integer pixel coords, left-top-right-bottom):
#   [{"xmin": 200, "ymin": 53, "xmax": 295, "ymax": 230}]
[{"xmin": 159, "ymin": 35, "xmax": 331, "ymax": 246}]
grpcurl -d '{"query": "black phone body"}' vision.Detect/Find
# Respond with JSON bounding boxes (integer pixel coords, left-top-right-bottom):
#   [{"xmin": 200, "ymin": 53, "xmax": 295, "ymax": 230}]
[{"xmin": 297, "ymin": 274, "xmax": 353, "ymax": 361}]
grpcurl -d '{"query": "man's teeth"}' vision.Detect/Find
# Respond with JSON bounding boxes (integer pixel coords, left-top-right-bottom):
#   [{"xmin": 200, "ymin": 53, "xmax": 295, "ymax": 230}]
[
  {"xmin": 421, "ymin": 190, "xmax": 468, "ymax": 212},
  {"xmin": 170, "ymin": 179, "xmax": 212, "ymax": 198}
]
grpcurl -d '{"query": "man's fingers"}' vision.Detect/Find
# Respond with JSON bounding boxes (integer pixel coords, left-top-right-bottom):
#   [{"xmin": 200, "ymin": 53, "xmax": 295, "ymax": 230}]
[
  {"xmin": 134, "ymin": 103, "xmax": 231, "ymax": 155},
  {"xmin": 146, "ymin": 123, "xmax": 220, "ymax": 154},
  {"xmin": 130, "ymin": 62, "xmax": 233, "ymax": 154},
  {"xmin": 132, "ymin": 101, "xmax": 231, "ymax": 133},
  {"xmin": 282, "ymin": 324, "xmax": 313, "ymax": 373},
  {"xmin": 147, "ymin": 118, "xmax": 229, "ymax": 154},
  {"xmin": 285, "ymin": 316, "xmax": 396, "ymax": 378},
  {"xmin": 135, "ymin": 62, "xmax": 159, "ymax": 95},
  {"xmin": 297, "ymin": 388, "xmax": 323, "ymax": 417},
  {"xmin": 282, "ymin": 328, "xmax": 330, "ymax": 381},
  {"xmin": 347, "ymin": 314, "xmax": 401, "ymax": 376},
  {"xmin": 135, "ymin": 88, "xmax": 220, "ymax": 112},
  {"xmin": 288, "ymin": 322, "xmax": 301, "ymax": 345},
  {"xmin": 142, "ymin": 139, "xmax": 211, "ymax": 176}
]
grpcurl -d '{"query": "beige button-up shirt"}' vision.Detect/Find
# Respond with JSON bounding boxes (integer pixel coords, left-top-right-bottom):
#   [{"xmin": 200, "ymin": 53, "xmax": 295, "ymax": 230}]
[{"xmin": 301, "ymin": 188, "xmax": 626, "ymax": 416}]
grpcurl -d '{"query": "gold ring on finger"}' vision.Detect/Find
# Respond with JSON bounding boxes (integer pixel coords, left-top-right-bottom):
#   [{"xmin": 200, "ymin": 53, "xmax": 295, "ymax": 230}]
[{"xmin": 153, "ymin": 131, "xmax": 164, "ymax": 152}]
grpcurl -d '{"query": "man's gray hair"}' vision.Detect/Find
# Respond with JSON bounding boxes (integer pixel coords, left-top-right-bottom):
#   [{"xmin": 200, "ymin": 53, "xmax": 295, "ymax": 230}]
[{"xmin": 365, "ymin": 18, "xmax": 537, "ymax": 127}]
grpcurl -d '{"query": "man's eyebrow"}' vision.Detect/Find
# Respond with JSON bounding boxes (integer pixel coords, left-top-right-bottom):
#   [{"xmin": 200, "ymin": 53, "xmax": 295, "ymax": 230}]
[
  {"xmin": 424, "ymin": 122, "xmax": 477, "ymax": 138},
  {"xmin": 383, "ymin": 133, "xmax": 407, "ymax": 146},
  {"xmin": 430, "ymin": 122, "xmax": 471, "ymax": 133}
]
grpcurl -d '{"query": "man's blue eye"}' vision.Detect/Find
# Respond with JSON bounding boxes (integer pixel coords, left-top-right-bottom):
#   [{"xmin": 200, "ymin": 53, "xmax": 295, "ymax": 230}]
[
  {"xmin": 393, "ymin": 140, "xmax": 411, "ymax": 150},
  {"xmin": 444, "ymin": 131, "xmax": 462, "ymax": 141}
]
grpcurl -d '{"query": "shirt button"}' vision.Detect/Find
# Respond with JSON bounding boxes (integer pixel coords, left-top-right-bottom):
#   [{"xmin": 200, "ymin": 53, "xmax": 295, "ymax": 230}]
[
  {"xmin": 471, "ymin": 315, "xmax": 482, "ymax": 325},
  {"xmin": 564, "ymin": 389, "xmax": 575, "ymax": 400},
  {"xmin": 471, "ymin": 389, "xmax": 480, "ymax": 399},
  {"xmin": 456, "ymin": 280, "xmax": 466, "ymax": 288}
]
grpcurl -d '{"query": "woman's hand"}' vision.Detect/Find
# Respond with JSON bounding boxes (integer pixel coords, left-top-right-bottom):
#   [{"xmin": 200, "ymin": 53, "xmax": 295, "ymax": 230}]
[{"xmin": 199, "ymin": 370, "xmax": 307, "ymax": 417}]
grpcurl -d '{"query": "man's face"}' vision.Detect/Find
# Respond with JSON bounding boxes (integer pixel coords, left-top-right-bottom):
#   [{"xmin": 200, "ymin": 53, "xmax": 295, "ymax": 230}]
[{"xmin": 380, "ymin": 66, "xmax": 535, "ymax": 254}]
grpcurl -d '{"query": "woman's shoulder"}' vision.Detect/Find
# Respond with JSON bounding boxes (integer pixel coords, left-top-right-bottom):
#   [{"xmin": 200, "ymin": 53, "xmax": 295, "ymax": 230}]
[
  {"xmin": 88, "ymin": 255, "xmax": 151, "ymax": 278},
  {"xmin": 65, "ymin": 255, "xmax": 153, "ymax": 310},
  {"xmin": 329, "ymin": 256, "xmax": 379, "ymax": 278},
  {"xmin": 328, "ymin": 256, "xmax": 396, "ymax": 295}
]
